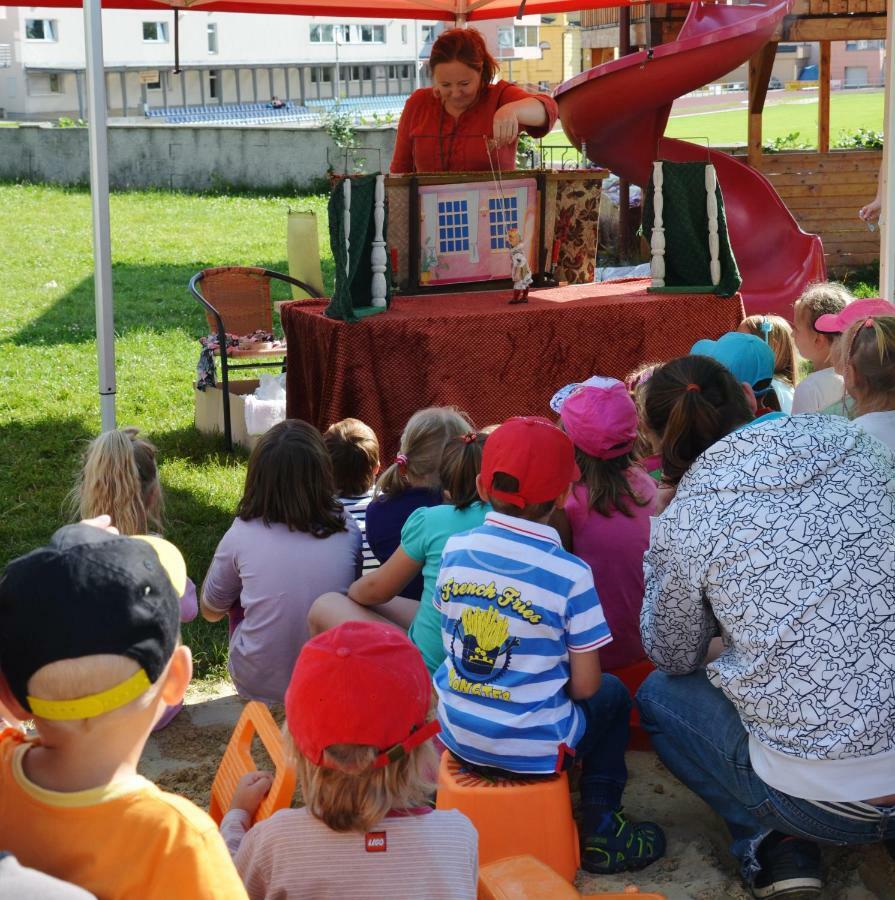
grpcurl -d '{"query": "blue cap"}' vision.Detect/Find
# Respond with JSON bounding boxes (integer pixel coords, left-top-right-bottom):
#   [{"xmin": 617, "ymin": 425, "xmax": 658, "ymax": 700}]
[{"xmin": 690, "ymin": 332, "xmax": 775, "ymax": 395}]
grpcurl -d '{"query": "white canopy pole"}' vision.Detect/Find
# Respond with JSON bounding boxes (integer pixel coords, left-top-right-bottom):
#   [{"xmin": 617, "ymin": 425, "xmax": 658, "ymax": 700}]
[
  {"xmin": 881, "ymin": 12, "xmax": 894, "ymax": 301},
  {"xmin": 83, "ymin": 0, "xmax": 116, "ymax": 431}
]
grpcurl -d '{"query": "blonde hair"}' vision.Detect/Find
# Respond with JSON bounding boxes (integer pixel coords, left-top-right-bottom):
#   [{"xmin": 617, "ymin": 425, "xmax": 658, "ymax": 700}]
[
  {"xmin": 794, "ymin": 282, "xmax": 853, "ymax": 332},
  {"xmin": 845, "ymin": 316, "xmax": 895, "ymax": 414},
  {"xmin": 72, "ymin": 428, "xmax": 162, "ymax": 535},
  {"xmin": 740, "ymin": 315, "xmax": 799, "ymax": 387},
  {"xmin": 374, "ymin": 407, "xmax": 471, "ymax": 498},
  {"xmin": 290, "ymin": 734, "xmax": 436, "ymax": 833}
]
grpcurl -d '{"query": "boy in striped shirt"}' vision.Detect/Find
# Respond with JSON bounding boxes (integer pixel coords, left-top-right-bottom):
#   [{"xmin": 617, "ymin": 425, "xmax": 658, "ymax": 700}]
[{"xmin": 433, "ymin": 416, "xmax": 665, "ymax": 875}]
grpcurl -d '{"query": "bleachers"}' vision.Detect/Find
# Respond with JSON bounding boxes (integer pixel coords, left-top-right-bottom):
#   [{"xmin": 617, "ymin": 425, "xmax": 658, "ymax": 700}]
[{"xmin": 143, "ymin": 95, "xmax": 409, "ymax": 127}]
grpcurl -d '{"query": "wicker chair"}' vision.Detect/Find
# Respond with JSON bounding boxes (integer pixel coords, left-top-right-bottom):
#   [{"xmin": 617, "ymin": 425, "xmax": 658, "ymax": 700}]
[{"xmin": 190, "ymin": 266, "xmax": 322, "ymax": 451}]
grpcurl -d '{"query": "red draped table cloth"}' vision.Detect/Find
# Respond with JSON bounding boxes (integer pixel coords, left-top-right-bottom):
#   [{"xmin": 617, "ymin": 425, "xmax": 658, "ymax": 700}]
[{"xmin": 282, "ymin": 278, "xmax": 744, "ymax": 459}]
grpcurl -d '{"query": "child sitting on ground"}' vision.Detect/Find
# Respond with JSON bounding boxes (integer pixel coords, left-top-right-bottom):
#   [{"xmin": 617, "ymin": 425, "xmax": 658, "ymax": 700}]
[
  {"xmin": 201, "ymin": 420, "xmax": 361, "ymax": 704},
  {"xmin": 738, "ymin": 315, "xmax": 799, "ymax": 413},
  {"xmin": 72, "ymin": 427, "xmax": 197, "ymax": 730},
  {"xmin": 366, "ymin": 407, "xmax": 472, "ymax": 600},
  {"xmin": 691, "ymin": 332, "xmax": 778, "ymax": 414},
  {"xmin": 790, "ymin": 282, "xmax": 853, "ymax": 414},
  {"xmin": 557, "ymin": 379, "xmax": 657, "ymax": 671},
  {"xmin": 221, "ymin": 621, "xmax": 478, "ymax": 899},
  {"xmin": 433, "ymin": 417, "xmax": 665, "ymax": 875},
  {"xmin": 0, "ymin": 524, "xmax": 246, "ymax": 899},
  {"xmin": 843, "ymin": 315, "xmax": 895, "ymax": 450},
  {"xmin": 309, "ymin": 432, "xmax": 490, "ymax": 675},
  {"xmin": 323, "ymin": 418, "xmax": 381, "ymax": 574}
]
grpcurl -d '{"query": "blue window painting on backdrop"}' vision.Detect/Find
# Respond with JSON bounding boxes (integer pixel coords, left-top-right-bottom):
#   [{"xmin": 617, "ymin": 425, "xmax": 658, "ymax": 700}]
[
  {"xmin": 437, "ymin": 199, "xmax": 470, "ymax": 254},
  {"xmin": 488, "ymin": 196, "xmax": 518, "ymax": 250}
]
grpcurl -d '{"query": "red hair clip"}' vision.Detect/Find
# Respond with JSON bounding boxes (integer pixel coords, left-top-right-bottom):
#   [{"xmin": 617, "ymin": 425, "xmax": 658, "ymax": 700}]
[
  {"xmin": 863, "ymin": 317, "xmax": 876, "ymax": 329},
  {"xmin": 685, "ymin": 383, "xmax": 701, "ymax": 393},
  {"xmin": 460, "ymin": 432, "xmax": 478, "ymax": 445},
  {"xmin": 396, "ymin": 453, "xmax": 408, "ymax": 476}
]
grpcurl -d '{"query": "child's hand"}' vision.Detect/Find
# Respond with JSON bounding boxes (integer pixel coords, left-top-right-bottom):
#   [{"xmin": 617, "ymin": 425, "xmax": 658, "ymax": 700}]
[{"xmin": 229, "ymin": 771, "xmax": 274, "ymax": 816}]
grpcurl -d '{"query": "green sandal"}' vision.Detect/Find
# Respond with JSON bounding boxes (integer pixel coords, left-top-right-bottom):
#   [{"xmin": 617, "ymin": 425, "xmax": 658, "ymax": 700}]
[{"xmin": 581, "ymin": 809, "xmax": 666, "ymax": 875}]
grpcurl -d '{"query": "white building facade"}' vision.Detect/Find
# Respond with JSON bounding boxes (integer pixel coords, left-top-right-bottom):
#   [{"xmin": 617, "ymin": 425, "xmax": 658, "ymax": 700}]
[{"xmin": 0, "ymin": 8, "xmax": 445, "ymax": 118}]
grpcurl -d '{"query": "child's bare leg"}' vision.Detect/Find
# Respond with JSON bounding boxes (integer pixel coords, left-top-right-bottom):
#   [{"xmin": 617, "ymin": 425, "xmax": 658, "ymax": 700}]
[{"xmin": 308, "ymin": 592, "xmax": 418, "ymax": 637}]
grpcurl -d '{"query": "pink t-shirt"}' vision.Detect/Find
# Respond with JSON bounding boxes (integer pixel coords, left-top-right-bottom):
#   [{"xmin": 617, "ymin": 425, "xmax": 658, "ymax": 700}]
[
  {"xmin": 564, "ymin": 466, "xmax": 658, "ymax": 671},
  {"xmin": 203, "ymin": 516, "xmax": 362, "ymax": 703}
]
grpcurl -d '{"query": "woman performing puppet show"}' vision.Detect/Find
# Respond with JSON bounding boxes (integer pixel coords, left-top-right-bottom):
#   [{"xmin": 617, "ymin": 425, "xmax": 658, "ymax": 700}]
[{"xmin": 390, "ymin": 28, "xmax": 559, "ymax": 175}]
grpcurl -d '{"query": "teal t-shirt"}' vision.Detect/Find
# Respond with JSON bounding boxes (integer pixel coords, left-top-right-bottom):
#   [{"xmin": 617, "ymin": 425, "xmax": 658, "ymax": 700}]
[{"xmin": 402, "ymin": 501, "xmax": 490, "ymax": 674}]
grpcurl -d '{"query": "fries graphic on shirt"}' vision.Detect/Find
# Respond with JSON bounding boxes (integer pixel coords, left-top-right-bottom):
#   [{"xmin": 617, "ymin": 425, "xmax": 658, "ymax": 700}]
[{"xmin": 461, "ymin": 606, "xmax": 510, "ymax": 653}]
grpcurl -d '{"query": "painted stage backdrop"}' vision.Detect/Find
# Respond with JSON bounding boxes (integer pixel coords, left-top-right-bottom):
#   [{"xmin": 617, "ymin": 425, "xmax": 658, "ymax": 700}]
[{"xmin": 418, "ymin": 179, "xmax": 538, "ymax": 286}]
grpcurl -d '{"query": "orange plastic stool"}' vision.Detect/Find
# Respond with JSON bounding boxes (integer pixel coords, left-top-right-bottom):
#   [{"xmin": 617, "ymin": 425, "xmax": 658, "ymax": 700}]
[
  {"xmin": 436, "ymin": 752, "xmax": 580, "ymax": 883},
  {"xmin": 208, "ymin": 701, "xmax": 296, "ymax": 825},
  {"xmin": 609, "ymin": 659, "xmax": 655, "ymax": 752},
  {"xmin": 478, "ymin": 854, "xmax": 666, "ymax": 900}
]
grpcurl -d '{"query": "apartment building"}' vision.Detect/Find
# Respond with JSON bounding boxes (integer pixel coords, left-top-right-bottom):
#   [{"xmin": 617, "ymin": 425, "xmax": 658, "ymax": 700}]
[{"xmin": 0, "ymin": 8, "xmax": 435, "ymax": 118}]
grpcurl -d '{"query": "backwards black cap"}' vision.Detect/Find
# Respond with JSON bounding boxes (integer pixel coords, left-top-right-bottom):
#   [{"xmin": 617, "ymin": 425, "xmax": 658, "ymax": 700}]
[{"xmin": 0, "ymin": 524, "xmax": 185, "ymax": 718}]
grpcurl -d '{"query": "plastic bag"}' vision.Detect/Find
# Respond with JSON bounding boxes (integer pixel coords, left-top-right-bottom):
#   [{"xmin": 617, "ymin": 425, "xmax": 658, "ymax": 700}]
[{"xmin": 244, "ymin": 375, "xmax": 287, "ymax": 435}]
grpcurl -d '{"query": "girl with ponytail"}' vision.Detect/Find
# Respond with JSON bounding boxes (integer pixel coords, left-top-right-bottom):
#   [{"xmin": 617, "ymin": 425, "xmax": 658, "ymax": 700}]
[{"xmin": 72, "ymin": 427, "xmax": 197, "ymax": 729}]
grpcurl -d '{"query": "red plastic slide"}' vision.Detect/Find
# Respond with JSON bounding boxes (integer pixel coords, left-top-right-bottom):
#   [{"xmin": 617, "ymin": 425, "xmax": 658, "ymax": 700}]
[{"xmin": 555, "ymin": 0, "xmax": 826, "ymax": 319}]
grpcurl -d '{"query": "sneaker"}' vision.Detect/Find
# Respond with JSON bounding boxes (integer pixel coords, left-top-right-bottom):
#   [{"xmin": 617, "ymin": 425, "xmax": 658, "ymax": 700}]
[
  {"xmin": 581, "ymin": 808, "xmax": 666, "ymax": 874},
  {"xmin": 751, "ymin": 834, "xmax": 822, "ymax": 899}
]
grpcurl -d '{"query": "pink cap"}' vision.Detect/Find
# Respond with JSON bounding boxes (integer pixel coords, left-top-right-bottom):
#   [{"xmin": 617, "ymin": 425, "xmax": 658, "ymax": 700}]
[
  {"xmin": 561, "ymin": 379, "xmax": 639, "ymax": 460},
  {"xmin": 815, "ymin": 298, "xmax": 895, "ymax": 334}
]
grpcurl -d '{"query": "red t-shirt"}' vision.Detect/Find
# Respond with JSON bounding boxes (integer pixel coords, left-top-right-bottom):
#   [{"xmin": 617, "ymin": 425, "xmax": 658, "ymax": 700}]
[{"xmin": 390, "ymin": 81, "xmax": 558, "ymax": 174}]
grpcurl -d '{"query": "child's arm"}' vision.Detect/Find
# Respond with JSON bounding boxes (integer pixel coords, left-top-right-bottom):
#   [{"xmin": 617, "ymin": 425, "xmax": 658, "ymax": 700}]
[
  {"xmin": 220, "ymin": 771, "xmax": 274, "ymax": 857},
  {"xmin": 568, "ymin": 649, "xmax": 601, "ymax": 700},
  {"xmin": 348, "ymin": 547, "xmax": 423, "ymax": 607},
  {"xmin": 200, "ymin": 531, "xmax": 242, "ymax": 623},
  {"xmin": 550, "ymin": 506, "xmax": 573, "ymax": 552}
]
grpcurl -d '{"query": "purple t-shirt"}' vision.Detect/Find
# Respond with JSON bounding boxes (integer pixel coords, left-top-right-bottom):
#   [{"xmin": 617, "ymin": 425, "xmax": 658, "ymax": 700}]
[
  {"xmin": 564, "ymin": 465, "xmax": 658, "ymax": 671},
  {"xmin": 203, "ymin": 516, "xmax": 362, "ymax": 703},
  {"xmin": 365, "ymin": 487, "xmax": 442, "ymax": 600}
]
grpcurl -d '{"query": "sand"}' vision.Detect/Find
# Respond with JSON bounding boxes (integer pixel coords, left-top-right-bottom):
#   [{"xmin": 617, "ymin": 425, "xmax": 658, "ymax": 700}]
[{"xmin": 141, "ymin": 681, "xmax": 895, "ymax": 899}]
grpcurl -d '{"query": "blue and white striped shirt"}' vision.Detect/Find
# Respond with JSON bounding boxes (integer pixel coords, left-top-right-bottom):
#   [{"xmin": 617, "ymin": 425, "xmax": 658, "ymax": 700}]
[{"xmin": 433, "ymin": 512, "xmax": 612, "ymax": 774}]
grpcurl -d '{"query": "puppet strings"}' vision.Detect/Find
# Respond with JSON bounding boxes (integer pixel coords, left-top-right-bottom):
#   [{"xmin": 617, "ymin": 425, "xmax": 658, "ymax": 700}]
[{"xmin": 484, "ymin": 136, "xmax": 511, "ymax": 256}]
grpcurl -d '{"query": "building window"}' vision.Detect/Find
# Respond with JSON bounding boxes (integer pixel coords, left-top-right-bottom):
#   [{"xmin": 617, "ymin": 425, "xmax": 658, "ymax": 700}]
[
  {"xmin": 142, "ymin": 22, "xmax": 169, "ymax": 43},
  {"xmin": 514, "ymin": 25, "xmax": 539, "ymax": 48},
  {"xmin": 310, "ymin": 67, "xmax": 332, "ymax": 83},
  {"xmin": 27, "ymin": 72, "xmax": 63, "ymax": 94},
  {"xmin": 349, "ymin": 65, "xmax": 372, "ymax": 81},
  {"xmin": 388, "ymin": 63, "xmax": 411, "ymax": 79},
  {"xmin": 489, "ymin": 196, "xmax": 518, "ymax": 250},
  {"xmin": 421, "ymin": 25, "xmax": 436, "ymax": 42},
  {"xmin": 146, "ymin": 76, "xmax": 162, "ymax": 90},
  {"xmin": 25, "ymin": 19, "xmax": 58, "ymax": 41},
  {"xmin": 208, "ymin": 70, "xmax": 219, "ymax": 99},
  {"xmin": 401, "ymin": 24, "xmax": 408, "ymax": 43},
  {"xmin": 497, "ymin": 27, "xmax": 514, "ymax": 51},
  {"xmin": 438, "ymin": 199, "xmax": 470, "ymax": 254},
  {"xmin": 359, "ymin": 25, "xmax": 385, "ymax": 43},
  {"xmin": 846, "ymin": 39, "xmax": 883, "ymax": 51},
  {"xmin": 207, "ymin": 23, "xmax": 218, "ymax": 54},
  {"xmin": 310, "ymin": 24, "xmax": 333, "ymax": 42}
]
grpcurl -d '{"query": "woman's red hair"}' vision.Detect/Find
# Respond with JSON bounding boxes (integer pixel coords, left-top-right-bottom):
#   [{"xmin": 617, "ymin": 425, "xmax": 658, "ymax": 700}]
[{"xmin": 429, "ymin": 27, "xmax": 498, "ymax": 89}]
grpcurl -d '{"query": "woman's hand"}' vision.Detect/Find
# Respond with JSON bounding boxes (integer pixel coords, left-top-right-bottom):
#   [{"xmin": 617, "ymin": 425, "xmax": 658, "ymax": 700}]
[
  {"xmin": 229, "ymin": 771, "xmax": 274, "ymax": 816},
  {"xmin": 859, "ymin": 195, "xmax": 882, "ymax": 225},
  {"xmin": 492, "ymin": 103, "xmax": 521, "ymax": 148}
]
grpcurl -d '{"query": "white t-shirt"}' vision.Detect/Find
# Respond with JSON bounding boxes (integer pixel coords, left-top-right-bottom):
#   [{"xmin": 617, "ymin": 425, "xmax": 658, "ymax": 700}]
[
  {"xmin": 771, "ymin": 378, "xmax": 795, "ymax": 414},
  {"xmin": 791, "ymin": 367, "xmax": 843, "ymax": 414},
  {"xmin": 855, "ymin": 411, "xmax": 895, "ymax": 451}
]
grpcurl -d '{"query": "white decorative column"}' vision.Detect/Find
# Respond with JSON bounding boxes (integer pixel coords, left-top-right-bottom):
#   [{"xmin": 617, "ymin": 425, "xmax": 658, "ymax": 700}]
[
  {"xmin": 650, "ymin": 161, "xmax": 666, "ymax": 288},
  {"xmin": 342, "ymin": 177, "xmax": 351, "ymax": 281},
  {"xmin": 370, "ymin": 173, "xmax": 387, "ymax": 308},
  {"xmin": 706, "ymin": 164, "xmax": 721, "ymax": 286}
]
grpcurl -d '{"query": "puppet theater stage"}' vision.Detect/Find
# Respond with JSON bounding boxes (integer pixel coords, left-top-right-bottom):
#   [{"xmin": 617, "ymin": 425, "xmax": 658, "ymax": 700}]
[{"xmin": 281, "ymin": 168, "xmax": 745, "ymax": 457}]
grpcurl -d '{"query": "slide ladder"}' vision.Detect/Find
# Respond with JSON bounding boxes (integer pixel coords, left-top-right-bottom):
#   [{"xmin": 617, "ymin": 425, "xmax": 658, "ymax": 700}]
[{"xmin": 555, "ymin": 0, "xmax": 827, "ymax": 317}]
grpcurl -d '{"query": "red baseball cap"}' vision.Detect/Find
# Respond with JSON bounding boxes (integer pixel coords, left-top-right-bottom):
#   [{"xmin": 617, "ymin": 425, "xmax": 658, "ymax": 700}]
[
  {"xmin": 481, "ymin": 416, "xmax": 580, "ymax": 509},
  {"xmin": 815, "ymin": 298, "xmax": 895, "ymax": 334},
  {"xmin": 285, "ymin": 621, "xmax": 439, "ymax": 769}
]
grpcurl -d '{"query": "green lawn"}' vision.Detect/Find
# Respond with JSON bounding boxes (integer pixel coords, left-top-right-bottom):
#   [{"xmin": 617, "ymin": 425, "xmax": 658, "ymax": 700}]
[
  {"xmin": 544, "ymin": 89, "xmax": 884, "ymax": 150},
  {"xmin": 0, "ymin": 184, "xmax": 333, "ymax": 679}
]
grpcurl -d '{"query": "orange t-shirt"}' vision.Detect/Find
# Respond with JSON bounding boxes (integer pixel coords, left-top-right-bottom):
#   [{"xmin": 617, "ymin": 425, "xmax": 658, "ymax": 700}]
[
  {"xmin": 390, "ymin": 81, "xmax": 558, "ymax": 174},
  {"xmin": 0, "ymin": 729, "xmax": 247, "ymax": 900}
]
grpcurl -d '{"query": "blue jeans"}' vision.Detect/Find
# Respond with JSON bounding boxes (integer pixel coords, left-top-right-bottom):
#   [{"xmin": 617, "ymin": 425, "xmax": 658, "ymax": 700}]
[
  {"xmin": 636, "ymin": 670, "xmax": 895, "ymax": 882},
  {"xmin": 574, "ymin": 672, "xmax": 632, "ymax": 823}
]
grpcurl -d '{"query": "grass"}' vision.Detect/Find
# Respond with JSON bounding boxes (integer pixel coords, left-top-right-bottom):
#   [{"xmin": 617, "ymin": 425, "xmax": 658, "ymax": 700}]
[
  {"xmin": 0, "ymin": 183, "xmax": 334, "ymax": 679},
  {"xmin": 543, "ymin": 89, "xmax": 884, "ymax": 150}
]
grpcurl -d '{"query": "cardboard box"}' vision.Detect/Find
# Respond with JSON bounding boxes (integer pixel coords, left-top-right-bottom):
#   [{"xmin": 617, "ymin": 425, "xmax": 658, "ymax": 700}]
[{"xmin": 194, "ymin": 379, "xmax": 260, "ymax": 451}]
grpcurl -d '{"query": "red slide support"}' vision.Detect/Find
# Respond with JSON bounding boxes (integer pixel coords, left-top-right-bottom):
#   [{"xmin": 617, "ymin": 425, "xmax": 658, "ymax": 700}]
[{"xmin": 555, "ymin": 0, "xmax": 827, "ymax": 319}]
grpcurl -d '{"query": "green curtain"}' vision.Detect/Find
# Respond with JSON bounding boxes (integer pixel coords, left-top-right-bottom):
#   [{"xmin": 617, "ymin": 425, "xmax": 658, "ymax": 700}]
[
  {"xmin": 326, "ymin": 174, "xmax": 392, "ymax": 322},
  {"xmin": 642, "ymin": 161, "xmax": 742, "ymax": 297}
]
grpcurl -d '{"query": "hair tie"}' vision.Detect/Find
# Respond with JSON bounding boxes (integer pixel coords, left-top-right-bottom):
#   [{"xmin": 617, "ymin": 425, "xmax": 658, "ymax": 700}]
[
  {"xmin": 460, "ymin": 432, "xmax": 478, "ymax": 445},
  {"xmin": 395, "ymin": 453, "xmax": 408, "ymax": 476},
  {"xmin": 685, "ymin": 383, "xmax": 701, "ymax": 393},
  {"xmin": 864, "ymin": 317, "xmax": 875, "ymax": 329}
]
